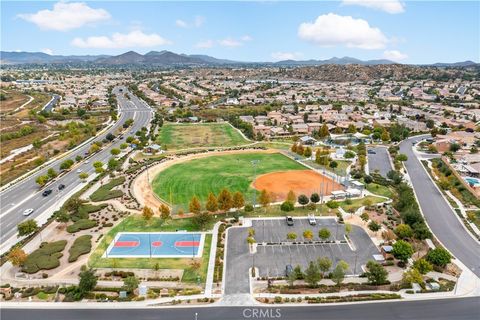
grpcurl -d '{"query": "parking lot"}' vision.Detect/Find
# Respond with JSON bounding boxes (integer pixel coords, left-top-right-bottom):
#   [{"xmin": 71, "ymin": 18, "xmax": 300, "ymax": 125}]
[
  {"xmin": 367, "ymin": 146, "xmax": 393, "ymax": 177},
  {"xmin": 249, "ymin": 218, "xmax": 379, "ymax": 277}
]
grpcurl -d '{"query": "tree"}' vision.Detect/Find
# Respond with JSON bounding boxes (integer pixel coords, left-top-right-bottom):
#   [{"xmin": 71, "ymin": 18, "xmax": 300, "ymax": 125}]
[
  {"xmin": 310, "ymin": 193, "xmax": 320, "ymax": 204},
  {"xmin": 89, "ymin": 144, "xmax": 100, "ymax": 154},
  {"xmin": 217, "ymin": 188, "xmax": 233, "ymax": 212},
  {"xmin": 287, "ymin": 269, "xmax": 297, "ymax": 287},
  {"xmin": 35, "ymin": 175, "xmax": 49, "ymax": 187},
  {"xmin": 47, "ymin": 168, "xmax": 58, "ymax": 179},
  {"xmin": 79, "ymin": 268, "xmax": 97, "ymax": 294},
  {"xmin": 426, "ymin": 119, "xmax": 434, "ymax": 129},
  {"xmin": 402, "ymin": 268, "xmax": 423, "ymax": 286},
  {"xmin": 232, "ymin": 191, "xmax": 245, "ymax": 210},
  {"xmin": 365, "ymin": 261, "xmax": 388, "ymax": 285},
  {"xmin": 189, "ymin": 196, "xmax": 202, "ymax": 214},
  {"xmin": 192, "ymin": 211, "xmax": 212, "ymax": 230},
  {"xmin": 394, "ymin": 224, "xmax": 413, "ymax": 239},
  {"xmin": 142, "ymin": 206, "xmax": 154, "ymax": 221},
  {"xmin": 318, "ymin": 228, "xmax": 331, "ymax": 241},
  {"xmin": 304, "ymin": 261, "xmax": 321, "ymax": 287},
  {"xmin": 93, "ymin": 161, "xmax": 103, "ymax": 168},
  {"xmin": 159, "ymin": 204, "xmax": 170, "ymax": 220},
  {"xmin": 17, "ymin": 219, "xmax": 38, "ymax": 236},
  {"xmin": 368, "ymin": 220, "xmax": 381, "ymax": 232},
  {"xmin": 110, "ymin": 148, "xmax": 121, "ymax": 156},
  {"xmin": 360, "ymin": 212, "xmax": 370, "ymax": 222},
  {"xmin": 8, "ymin": 247, "xmax": 27, "ymax": 267},
  {"xmin": 449, "ymin": 143, "xmax": 461, "ymax": 153},
  {"xmin": 413, "ymin": 259, "xmax": 433, "ymax": 275},
  {"xmin": 344, "ymin": 150, "xmax": 355, "ymax": 159},
  {"xmin": 331, "ymin": 265, "xmax": 346, "ymax": 286},
  {"xmin": 303, "ymin": 147, "xmax": 312, "ymax": 158},
  {"xmin": 364, "ymin": 175, "xmax": 373, "ymax": 184},
  {"xmin": 205, "ymin": 192, "xmax": 218, "ymax": 212},
  {"xmin": 56, "ymin": 210, "xmax": 70, "ymax": 226},
  {"xmin": 297, "ymin": 194, "xmax": 309, "ymax": 208},
  {"xmin": 317, "ymin": 257, "xmax": 332, "ymax": 277},
  {"xmin": 60, "ymin": 159, "xmax": 74, "ymax": 170},
  {"xmin": 392, "ymin": 240, "xmax": 414, "ymax": 263},
  {"xmin": 395, "ymin": 153, "xmax": 408, "ymax": 162},
  {"xmin": 329, "ymin": 161, "xmax": 338, "ymax": 170},
  {"xmin": 345, "ymin": 223, "xmax": 352, "ymax": 237},
  {"xmin": 287, "ymin": 232, "xmax": 297, "ymax": 241},
  {"xmin": 79, "ymin": 172, "xmax": 88, "ymax": 180},
  {"xmin": 381, "ymin": 129, "xmax": 390, "ymax": 142},
  {"xmin": 123, "ymin": 276, "xmax": 139, "ymax": 293},
  {"xmin": 426, "ymin": 248, "xmax": 451, "ymax": 267},
  {"xmin": 286, "ymin": 190, "xmax": 296, "ymax": 203},
  {"xmin": 280, "ymin": 201, "xmax": 294, "ymax": 212},
  {"xmin": 258, "ymin": 189, "xmax": 271, "ymax": 212},
  {"xmin": 107, "ymin": 157, "xmax": 119, "ymax": 171},
  {"xmin": 319, "ymin": 124, "xmax": 329, "ymax": 138},
  {"xmin": 303, "ymin": 229, "xmax": 313, "ymax": 241}
]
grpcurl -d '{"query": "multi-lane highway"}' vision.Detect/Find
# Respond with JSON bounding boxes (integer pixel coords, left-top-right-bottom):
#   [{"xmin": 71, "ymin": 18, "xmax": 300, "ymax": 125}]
[
  {"xmin": 400, "ymin": 136, "xmax": 480, "ymax": 277},
  {"xmin": 1, "ymin": 297, "xmax": 479, "ymax": 320},
  {"xmin": 0, "ymin": 87, "xmax": 153, "ymax": 250}
]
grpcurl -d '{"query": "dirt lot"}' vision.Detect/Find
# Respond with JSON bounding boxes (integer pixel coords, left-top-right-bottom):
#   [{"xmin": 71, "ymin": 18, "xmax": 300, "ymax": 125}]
[{"xmin": 252, "ymin": 169, "xmax": 343, "ymax": 201}]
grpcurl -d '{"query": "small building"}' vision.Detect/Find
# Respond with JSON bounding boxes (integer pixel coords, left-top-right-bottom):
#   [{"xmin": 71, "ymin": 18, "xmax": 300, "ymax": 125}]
[
  {"xmin": 143, "ymin": 144, "xmax": 163, "ymax": 155},
  {"xmin": 381, "ymin": 245, "xmax": 394, "ymax": 259},
  {"xmin": 331, "ymin": 190, "xmax": 347, "ymax": 199},
  {"xmin": 299, "ymin": 135, "xmax": 317, "ymax": 145}
]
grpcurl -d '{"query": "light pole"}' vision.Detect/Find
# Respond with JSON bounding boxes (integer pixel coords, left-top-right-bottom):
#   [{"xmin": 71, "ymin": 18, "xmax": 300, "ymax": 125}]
[{"xmin": 354, "ymin": 252, "xmax": 358, "ymax": 275}]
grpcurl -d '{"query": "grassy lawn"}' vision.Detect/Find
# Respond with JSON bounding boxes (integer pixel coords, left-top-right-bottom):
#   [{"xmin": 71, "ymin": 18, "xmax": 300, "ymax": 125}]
[
  {"xmin": 255, "ymin": 141, "xmax": 292, "ymax": 150},
  {"xmin": 152, "ymin": 152, "xmax": 307, "ymax": 210},
  {"xmin": 365, "ymin": 182, "xmax": 395, "ymax": 199},
  {"xmin": 88, "ymin": 215, "xmax": 213, "ymax": 283},
  {"xmin": 303, "ymin": 159, "xmax": 351, "ymax": 176},
  {"xmin": 157, "ymin": 122, "xmax": 249, "ymax": 150},
  {"xmin": 338, "ymin": 196, "xmax": 385, "ymax": 212},
  {"xmin": 90, "ymin": 177, "xmax": 125, "ymax": 202}
]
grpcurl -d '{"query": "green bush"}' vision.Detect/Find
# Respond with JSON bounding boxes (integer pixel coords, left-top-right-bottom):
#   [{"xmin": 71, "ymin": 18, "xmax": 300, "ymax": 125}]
[
  {"xmin": 22, "ymin": 240, "xmax": 67, "ymax": 274},
  {"xmin": 67, "ymin": 219, "xmax": 97, "ymax": 233},
  {"xmin": 89, "ymin": 177, "xmax": 125, "ymax": 201},
  {"xmin": 68, "ymin": 235, "xmax": 92, "ymax": 262}
]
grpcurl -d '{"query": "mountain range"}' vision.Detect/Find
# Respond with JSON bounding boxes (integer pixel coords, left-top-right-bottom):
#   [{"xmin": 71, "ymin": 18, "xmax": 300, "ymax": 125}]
[{"xmin": 1, "ymin": 50, "xmax": 477, "ymax": 67}]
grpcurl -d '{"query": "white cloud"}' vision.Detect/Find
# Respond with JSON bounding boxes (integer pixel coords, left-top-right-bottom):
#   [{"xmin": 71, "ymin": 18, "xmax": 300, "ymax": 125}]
[
  {"xmin": 342, "ymin": 0, "xmax": 405, "ymax": 14},
  {"xmin": 175, "ymin": 19, "xmax": 188, "ymax": 28},
  {"xmin": 71, "ymin": 30, "xmax": 171, "ymax": 49},
  {"xmin": 18, "ymin": 2, "xmax": 110, "ymax": 31},
  {"xmin": 41, "ymin": 48, "xmax": 53, "ymax": 55},
  {"xmin": 271, "ymin": 51, "xmax": 303, "ymax": 61},
  {"xmin": 218, "ymin": 38, "xmax": 243, "ymax": 47},
  {"xmin": 383, "ymin": 50, "xmax": 408, "ymax": 61},
  {"xmin": 194, "ymin": 16, "xmax": 205, "ymax": 28},
  {"xmin": 241, "ymin": 35, "xmax": 253, "ymax": 42},
  {"xmin": 176, "ymin": 16, "xmax": 205, "ymax": 28},
  {"xmin": 298, "ymin": 13, "xmax": 388, "ymax": 49},
  {"xmin": 195, "ymin": 40, "xmax": 214, "ymax": 49}
]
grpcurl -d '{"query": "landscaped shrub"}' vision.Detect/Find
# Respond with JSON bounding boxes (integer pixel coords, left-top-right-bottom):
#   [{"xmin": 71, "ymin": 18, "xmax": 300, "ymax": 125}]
[
  {"xmin": 67, "ymin": 219, "xmax": 97, "ymax": 233},
  {"xmin": 22, "ymin": 240, "xmax": 67, "ymax": 274},
  {"xmin": 89, "ymin": 177, "xmax": 125, "ymax": 202},
  {"xmin": 68, "ymin": 235, "xmax": 92, "ymax": 262}
]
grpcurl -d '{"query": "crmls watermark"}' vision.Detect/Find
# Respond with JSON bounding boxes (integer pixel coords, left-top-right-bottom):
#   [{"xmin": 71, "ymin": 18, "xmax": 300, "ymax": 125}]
[{"xmin": 242, "ymin": 308, "xmax": 282, "ymax": 319}]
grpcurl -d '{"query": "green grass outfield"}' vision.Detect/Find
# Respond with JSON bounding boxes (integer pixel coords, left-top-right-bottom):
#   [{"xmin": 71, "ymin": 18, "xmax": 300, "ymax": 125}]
[
  {"xmin": 152, "ymin": 152, "xmax": 307, "ymax": 210},
  {"xmin": 157, "ymin": 122, "xmax": 250, "ymax": 150}
]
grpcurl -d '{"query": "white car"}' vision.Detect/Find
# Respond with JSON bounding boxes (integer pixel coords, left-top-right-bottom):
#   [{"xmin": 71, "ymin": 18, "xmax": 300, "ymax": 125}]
[
  {"xmin": 23, "ymin": 208, "xmax": 34, "ymax": 216},
  {"xmin": 76, "ymin": 169, "xmax": 82, "ymax": 173},
  {"xmin": 84, "ymin": 160, "xmax": 89, "ymax": 164},
  {"xmin": 308, "ymin": 214, "xmax": 317, "ymax": 225}
]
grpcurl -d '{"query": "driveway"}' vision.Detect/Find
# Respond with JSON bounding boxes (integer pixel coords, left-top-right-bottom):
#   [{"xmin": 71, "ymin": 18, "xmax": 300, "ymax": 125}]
[{"xmin": 400, "ymin": 136, "xmax": 480, "ymax": 277}]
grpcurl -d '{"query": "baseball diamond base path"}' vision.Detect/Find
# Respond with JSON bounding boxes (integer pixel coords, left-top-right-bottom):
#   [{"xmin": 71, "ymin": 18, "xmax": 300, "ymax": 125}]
[{"xmin": 252, "ymin": 170, "xmax": 343, "ymax": 202}]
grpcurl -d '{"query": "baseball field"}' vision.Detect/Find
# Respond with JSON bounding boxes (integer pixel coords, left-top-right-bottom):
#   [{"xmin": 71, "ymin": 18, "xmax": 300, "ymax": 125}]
[
  {"xmin": 151, "ymin": 152, "xmax": 342, "ymax": 210},
  {"xmin": 157, "ymin": 122, "xmax": 250, "ymax": 150}
]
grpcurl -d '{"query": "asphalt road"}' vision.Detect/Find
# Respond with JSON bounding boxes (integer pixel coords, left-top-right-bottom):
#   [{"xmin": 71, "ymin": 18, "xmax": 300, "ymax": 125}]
[
  {"xmin": 399, "ymin": 136, "xmax": 480, "ymax": 276},
  {"xmin": 0, "ymin": 86, "xmax": 153, "ymax": 247},
  {"xmin": 2, "ymin": 297, "xmax": 479, "ymax": 320},
  {"xmin": 367, "ymin": 146, "xmax": 392, "ymax": 177}
]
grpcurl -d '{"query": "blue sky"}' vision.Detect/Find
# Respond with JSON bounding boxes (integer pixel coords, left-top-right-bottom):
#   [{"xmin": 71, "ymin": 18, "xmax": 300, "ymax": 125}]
[{"xmin": 1, "ymin": 1, "xmax": 479, "ymax": 63}]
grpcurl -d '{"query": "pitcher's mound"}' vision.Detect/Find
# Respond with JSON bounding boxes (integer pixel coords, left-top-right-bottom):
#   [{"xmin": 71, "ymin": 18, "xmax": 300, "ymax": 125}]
[{"xmin": 252, "ymin": 170, "xmax": 343, "ymax": 202}]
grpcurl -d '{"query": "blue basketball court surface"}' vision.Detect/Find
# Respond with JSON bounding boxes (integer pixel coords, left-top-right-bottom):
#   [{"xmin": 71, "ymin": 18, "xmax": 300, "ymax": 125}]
[{"xmin": 104, "ymin": 232, "xmax": 205, "ymax": 258}]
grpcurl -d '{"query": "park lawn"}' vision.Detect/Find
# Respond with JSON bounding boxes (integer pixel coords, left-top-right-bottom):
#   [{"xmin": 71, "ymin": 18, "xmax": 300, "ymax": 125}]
[
  {"xmin": 365, "ymin": 182, "xmax": 395, "ymax": 199},
  {"xmin": 88, "ymin": 215, "xmax": 214, "ymax": 283},
  {"xmin": 245, "ymin": 203, "xmax": 339, "ymax": 217},
  {"xmin": 303, "ymin": 159, "xmax": 351, "ymax": 176},
  {"xmin": 255, "ymin": 141, "xmax": 292, "ymax": 150},
  {"xmin": 338, "ymin": 196, "xmax": 385, "ymax": 212},
  {"xmin": 157, "ymin": 122, "xmax": 249, "ymax": 150},
  {"xmin": 152, "ymin": 152, "xmax": 307, "ymax": 211},
  {"xmin": 89, "ymin": 177, "xmax": 125, "ymax": 202}
]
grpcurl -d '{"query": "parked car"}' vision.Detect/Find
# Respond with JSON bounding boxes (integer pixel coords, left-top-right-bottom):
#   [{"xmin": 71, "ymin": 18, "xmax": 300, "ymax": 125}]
[
  {"xmin": 84, "ymin": 160, "xmax": 89, "ymax": 164},
  {"xmin": 308, "ymin": 214, "xmax": 317, "ymax": 225},
  {"xmin": 76, "ymin": 169, "xmax": 82, "ymax": 173},
  {"xmin": 286, "ymin": 216, "xmax": 294, "ymax": 226},
  {"xmin": 23, "ymin": 208, "xmax": 34, "ymax": 216},
  {"xmin": 58, "ymin": 184, "xmax": 65, "ymax": 190},
  {"xmin": 367, "ymin": 150, "xmax": 376, "ymax": 154},
  {"xmin": 42, "ymin": 189, "xmax": 52, "ymax": 197}
]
